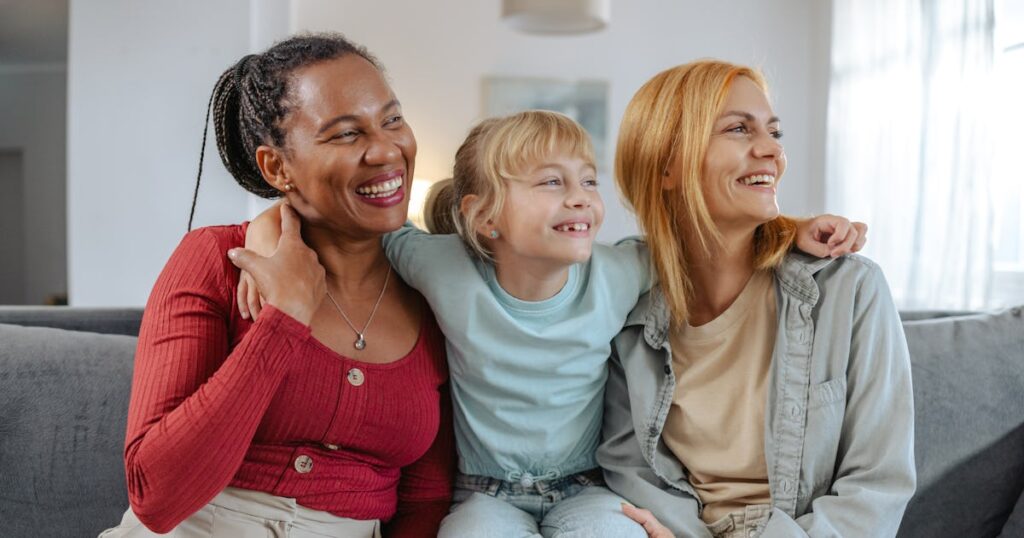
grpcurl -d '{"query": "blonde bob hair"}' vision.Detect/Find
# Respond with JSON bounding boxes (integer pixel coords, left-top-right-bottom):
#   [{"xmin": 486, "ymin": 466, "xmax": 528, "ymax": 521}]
[
  {"xmin": 615, "ymin": 60, "xmax": 797, "ymax": 325},
  {"xmin": 425, "ymin": 110, "xmax": 596, "ymax": 259}
]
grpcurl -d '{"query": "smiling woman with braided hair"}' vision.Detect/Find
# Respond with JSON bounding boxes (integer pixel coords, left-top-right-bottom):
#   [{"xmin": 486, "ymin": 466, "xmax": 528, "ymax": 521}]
[{"xmin": 99, "ymin": 34, "xmax": 454, "ymax": 538}]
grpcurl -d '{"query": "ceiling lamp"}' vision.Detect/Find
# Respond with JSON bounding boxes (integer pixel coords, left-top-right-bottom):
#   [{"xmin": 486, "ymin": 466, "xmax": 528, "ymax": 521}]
[{"xmin": 502, "ymin": 0, "xmax": 611, "ymax": 35}]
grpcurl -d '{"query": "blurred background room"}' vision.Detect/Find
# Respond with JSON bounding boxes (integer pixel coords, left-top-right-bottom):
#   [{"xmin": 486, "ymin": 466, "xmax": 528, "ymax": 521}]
[{"xmin": 0, "ymin": 0, "xmax": 1021, "ymax": 309}]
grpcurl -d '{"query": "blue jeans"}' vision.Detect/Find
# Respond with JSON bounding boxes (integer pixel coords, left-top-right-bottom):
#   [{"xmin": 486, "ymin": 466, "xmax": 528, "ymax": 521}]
[{"xmin": 438, "ymin": 469, "xmax": 647, "ymax": 538}]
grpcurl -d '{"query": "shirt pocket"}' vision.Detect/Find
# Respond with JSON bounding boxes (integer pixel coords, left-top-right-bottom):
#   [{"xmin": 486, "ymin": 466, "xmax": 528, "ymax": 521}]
[
  {"xmin": 808, "ymin": 377, "xmax": 846, "ymax": 409},
  {"xmin": 802, "ymin": 377, "xmax": 848, "ymax": 500}
]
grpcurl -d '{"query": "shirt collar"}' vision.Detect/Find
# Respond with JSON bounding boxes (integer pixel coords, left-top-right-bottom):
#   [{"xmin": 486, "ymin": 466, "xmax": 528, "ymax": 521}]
[{"xmin": 625, "ymin": 252, "xmax": 841, "ymax": 349}]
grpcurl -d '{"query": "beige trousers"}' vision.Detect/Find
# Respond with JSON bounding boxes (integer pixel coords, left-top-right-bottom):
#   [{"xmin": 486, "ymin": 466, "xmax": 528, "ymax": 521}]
[{"xmin": 98, "ymin": 487, "xmax": 381, "ymax": 538}]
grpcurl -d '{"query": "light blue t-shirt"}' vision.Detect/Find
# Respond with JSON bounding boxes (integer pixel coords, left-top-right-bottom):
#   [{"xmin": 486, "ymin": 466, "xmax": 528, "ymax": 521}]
[{"xmin": 383, "ymin": 225, "xmax": 652, "ymax": 482}]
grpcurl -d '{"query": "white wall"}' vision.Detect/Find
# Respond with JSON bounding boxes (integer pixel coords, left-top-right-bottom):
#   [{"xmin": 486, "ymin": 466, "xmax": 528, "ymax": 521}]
[
  {"xmin": 293, "ymin": 0, "xmax": 834, "ymax": 240},
  {"xmin": 0, "ymin": 66, "xmax": 67, "ymax": 304},
  {"xmin": 67, "ymin": 0, "xmax": 832, "ymax": 306},
  {"xmin": 67, "ymin": 0, "xmax": 284, "ymax": 306}
]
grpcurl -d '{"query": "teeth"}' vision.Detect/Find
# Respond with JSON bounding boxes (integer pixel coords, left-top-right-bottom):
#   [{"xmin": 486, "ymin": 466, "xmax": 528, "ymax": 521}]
[
  {"xmin": 556, "ymin": 223, "xmax": 590, "ymax": 232},
  {"xmin": 356, "ymin": 177, "xmax": 403, "ymax": 197},
  {"xmin": 740, "ymin": 174, "xmax": 775, "ymax": 186}
]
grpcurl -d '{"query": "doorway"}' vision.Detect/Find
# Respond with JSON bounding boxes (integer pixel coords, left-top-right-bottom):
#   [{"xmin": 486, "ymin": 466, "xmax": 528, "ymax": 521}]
[{"xmin": 0, "ymin": 149, "xmax": 26, "ymax": 304}]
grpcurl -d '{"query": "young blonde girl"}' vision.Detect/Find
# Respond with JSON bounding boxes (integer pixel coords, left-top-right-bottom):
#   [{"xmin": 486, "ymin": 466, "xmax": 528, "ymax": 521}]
[{"xmin": 240, "ymin": 110, "xmax": 864, "ymax": 537}]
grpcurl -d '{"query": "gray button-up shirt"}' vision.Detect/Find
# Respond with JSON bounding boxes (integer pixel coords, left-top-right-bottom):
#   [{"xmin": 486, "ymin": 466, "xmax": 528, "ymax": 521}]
[{"xmin": 598, "ymin": 253, "xmax": 916, "ymax": 537}]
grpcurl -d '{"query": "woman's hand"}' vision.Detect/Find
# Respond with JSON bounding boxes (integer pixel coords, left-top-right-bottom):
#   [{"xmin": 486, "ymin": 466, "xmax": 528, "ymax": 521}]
[
  {"xmin": 622, "ymin": 503, "xmax": 676, "ymax": 538},
  {"xmin": 796, "ymin": 215, "xmax": 868, "ymax": 258},
  {"xmin": 227, "ymin": 204, "xmax": 324, "ymax": 326}
]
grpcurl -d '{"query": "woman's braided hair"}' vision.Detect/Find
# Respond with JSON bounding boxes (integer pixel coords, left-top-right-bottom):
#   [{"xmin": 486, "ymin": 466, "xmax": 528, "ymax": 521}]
[{"xmin": 188, "ymin": 33, "xmax": 380, "ymax": 230}]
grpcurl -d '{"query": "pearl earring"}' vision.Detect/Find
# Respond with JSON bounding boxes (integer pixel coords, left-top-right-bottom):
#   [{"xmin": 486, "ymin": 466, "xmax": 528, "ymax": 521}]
[{"xmin": 283, "ymin": 183, "xmax": 293, "ymax": 192}]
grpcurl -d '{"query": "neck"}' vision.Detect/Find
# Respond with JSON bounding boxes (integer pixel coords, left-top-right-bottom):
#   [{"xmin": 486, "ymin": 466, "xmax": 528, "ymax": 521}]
[
  {"xmin": 303, "ymin": 224, "xmax": 390, "ymax": 293},
  {"xmin": 686, "ymin": 224, "xmax": 758, "ymax": 326},
  {"xmin": 492, "ymin": 255, "xmax": 572, "ymax": 302}
]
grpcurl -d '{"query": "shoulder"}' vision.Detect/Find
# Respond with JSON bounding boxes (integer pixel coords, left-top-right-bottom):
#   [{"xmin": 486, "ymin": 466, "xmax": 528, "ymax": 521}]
[
  {"xmin": 177, "ymin": 224, "xmax": 246, "ymax": 256},
  {"xmin": 158, "ymin": 224, "xmax": 246, "ymax": 293},
  {"xmin": 610, "ymin": 235, "xmax": 648, "ymax": 253},
  {"xmin": 780, "ymin": 253, "xmax": 900, "ymax": 333},
  {"xmin": 593, "ymin": 236, "xmax": 650, "ymax": 269},
  {"xmin": 140, "ymin": 225, "xmax": 247, "ymax": 321},
  {"xmin": 812, "ymin": 253, "xmax": 888, "ymax": 294},
  {"xmin": 779, "ymin": 252, "xmax": 887, "ymax": 297},
  {"xmin": 386, "ymin": 225, "xmax": 470, "ymax": 258}
]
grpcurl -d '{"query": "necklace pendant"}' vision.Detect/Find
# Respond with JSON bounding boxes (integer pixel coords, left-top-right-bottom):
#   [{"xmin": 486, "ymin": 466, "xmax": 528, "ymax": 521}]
[{"xmin": 354, "ymin": 334, "xmax": 366, "ymax": 350}]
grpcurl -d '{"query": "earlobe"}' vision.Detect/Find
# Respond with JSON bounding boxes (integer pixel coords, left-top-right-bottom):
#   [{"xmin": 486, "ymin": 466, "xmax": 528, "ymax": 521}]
[{"xmin": 476, "ymin": 219, "xmax": 498, "ymax": 240}]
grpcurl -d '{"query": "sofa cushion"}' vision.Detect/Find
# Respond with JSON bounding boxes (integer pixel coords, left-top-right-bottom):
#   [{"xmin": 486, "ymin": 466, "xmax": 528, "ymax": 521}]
[
  {"xmin": 1000, "ymin": 490, "xmax": 1024, "ymax": 538},
  {"xmin": 0, "ymin": 323, "xmax": 136, "ymax": 536},
  {"xmin": 897, "ymin": 306, "xmax": 1024, "ymax": 538}
]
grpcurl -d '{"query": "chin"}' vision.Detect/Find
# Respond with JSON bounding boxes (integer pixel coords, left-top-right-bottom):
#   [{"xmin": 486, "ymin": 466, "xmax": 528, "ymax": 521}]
[
  {"xmin": 564, "ymin": 249, "xmax": 593, "ymax": 264},
  {"xmin": 382, "ymin": 207, "xmax": 412, "ymax": 227},
  {"xmin": 752, "ymin": 206, "xmax": 780, "ymax": 223}
]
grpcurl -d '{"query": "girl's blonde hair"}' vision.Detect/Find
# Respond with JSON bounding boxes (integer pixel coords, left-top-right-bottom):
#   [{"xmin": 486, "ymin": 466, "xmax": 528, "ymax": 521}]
[
  {"xmin": 425, "ymin": 110, "xmax": 596, "ymax": 259},
  {"xmin": 615, "ymin": 59, "xmax": 797, "ymax": 326}
]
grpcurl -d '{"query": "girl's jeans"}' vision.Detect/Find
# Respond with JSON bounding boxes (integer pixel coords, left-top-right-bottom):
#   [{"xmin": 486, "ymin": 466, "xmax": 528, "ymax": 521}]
[{"xmin": 437, "ymin": 469, "xmax": 648, "ymax": 538}]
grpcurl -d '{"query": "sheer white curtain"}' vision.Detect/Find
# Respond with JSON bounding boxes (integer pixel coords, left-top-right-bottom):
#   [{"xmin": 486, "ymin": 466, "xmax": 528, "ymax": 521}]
[{"xmin": 826, "ymin": 0, "xmax": 995, "ymax": 310}]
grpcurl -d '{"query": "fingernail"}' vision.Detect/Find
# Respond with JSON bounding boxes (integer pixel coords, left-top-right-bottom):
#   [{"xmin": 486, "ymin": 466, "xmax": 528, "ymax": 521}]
[
  {"xmin": 240, "ymin": 311, "xmax": 249, "ymax": 319},
  {"xmin": 228, "ymin": 249, "xmax": 238, "ymax": 259}
]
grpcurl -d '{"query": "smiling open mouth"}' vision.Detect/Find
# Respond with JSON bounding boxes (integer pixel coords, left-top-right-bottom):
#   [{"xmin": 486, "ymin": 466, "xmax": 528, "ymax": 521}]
[
  {"xmin": 554, "ymin": 223, "xmax": 590, "ymax": 232},
  {"xmin": 355, "ymin": 176, "xmax": 403, "ymax": 198},
  {"xmin": 738, "ymin": 174, "xmax": 775, "ymax": 187}
]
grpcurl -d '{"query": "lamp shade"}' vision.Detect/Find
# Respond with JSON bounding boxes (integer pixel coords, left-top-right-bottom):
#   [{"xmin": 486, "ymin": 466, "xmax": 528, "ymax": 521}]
[{"xmin": 501, "ymin": 0, "xmax": 610, "ymax": 35}]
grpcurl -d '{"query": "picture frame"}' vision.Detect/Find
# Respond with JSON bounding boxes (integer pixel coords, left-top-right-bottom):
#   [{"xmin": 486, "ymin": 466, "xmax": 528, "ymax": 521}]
[{"xmin": 482, "ymin": 76, "xmax": 610, "ymax": 170}]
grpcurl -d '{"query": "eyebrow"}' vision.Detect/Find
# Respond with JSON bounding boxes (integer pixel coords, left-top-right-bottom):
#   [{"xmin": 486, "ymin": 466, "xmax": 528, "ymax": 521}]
[
  {"xmin": 533, "ymin": 161, "xmax": 597, "ymax": 173},
  {"xmin": 316, "ymin": 99, "xmax": 401, "ymax": 135},
  {"xmin": 719, "ymin": 110, "xmax": 781, "ymax": 124}
]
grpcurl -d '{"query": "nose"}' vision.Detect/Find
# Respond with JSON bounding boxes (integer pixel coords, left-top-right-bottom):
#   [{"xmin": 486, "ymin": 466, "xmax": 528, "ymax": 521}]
[
  {"xmin": 564, "ymin": 181, "xmax": 592, "ymax": 209},
  {"xmin": 363, "ymin": 131, "xmax": 402, "ymax": 164},
  {"xmin": 752, "ymin": 130, "xmax": 783, "ymax": 160}
]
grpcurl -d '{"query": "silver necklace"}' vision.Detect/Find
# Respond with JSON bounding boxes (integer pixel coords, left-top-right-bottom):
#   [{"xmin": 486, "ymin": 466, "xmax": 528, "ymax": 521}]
[{"xmin": 325, "ymin": 267, "xmax": 391, "ymax": 351}]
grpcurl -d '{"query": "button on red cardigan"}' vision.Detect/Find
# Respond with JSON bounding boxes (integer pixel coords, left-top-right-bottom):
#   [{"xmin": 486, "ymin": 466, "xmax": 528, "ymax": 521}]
[{"xmin": 123, "ymin": 224, "xmax": 454, "ymax": 535}]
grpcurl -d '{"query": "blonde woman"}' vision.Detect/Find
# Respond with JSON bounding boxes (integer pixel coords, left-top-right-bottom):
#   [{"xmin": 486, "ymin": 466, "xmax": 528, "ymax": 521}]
[{"xmin": 599, "ymin": 61, "xmax": 915, "ymax": 538}]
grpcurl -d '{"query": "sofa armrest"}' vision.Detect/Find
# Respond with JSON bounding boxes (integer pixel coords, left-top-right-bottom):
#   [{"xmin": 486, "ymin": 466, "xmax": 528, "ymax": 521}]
[{"xmin": 0, "ymin": 306, "xmax": 143, "ymax": 336}]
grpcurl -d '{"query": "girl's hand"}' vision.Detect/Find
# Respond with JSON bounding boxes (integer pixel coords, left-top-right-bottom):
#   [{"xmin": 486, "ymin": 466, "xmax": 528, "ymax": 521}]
[
  {"xmin": 796, "ymin": 214, "xmax": 868, "ymax": 258},
  {"xmin": 227, "ymin": 204, "xmax": 324, "ymax": 326},
  {"xmin": 236, "ymin": 202, "xmax": 286, "ymax": 320},
  {"xmin": 622, "ymin": 503, "xmax": 676, "ymax": 538},
  {"xmin": 237, "ymin": 271, "xmax": 264, "ymax": 320}
]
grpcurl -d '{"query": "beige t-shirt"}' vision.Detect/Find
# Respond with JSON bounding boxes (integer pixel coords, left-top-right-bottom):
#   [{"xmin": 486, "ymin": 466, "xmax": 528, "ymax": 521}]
[{"xmin": 663, "ymin": 269, "xmax": 777, "ymax": 524}]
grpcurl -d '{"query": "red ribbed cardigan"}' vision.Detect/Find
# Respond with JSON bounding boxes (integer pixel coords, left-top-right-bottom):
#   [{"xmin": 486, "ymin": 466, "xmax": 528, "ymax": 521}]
[{"xmin": 123, "ymin": 224, "xmax": 454, "ymax": 535}]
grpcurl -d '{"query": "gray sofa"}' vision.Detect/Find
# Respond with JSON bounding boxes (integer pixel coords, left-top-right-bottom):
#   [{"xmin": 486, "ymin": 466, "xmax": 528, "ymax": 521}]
[{"xmin": 1, "ymin": 305, "xmax": 1022, "ymax": 537}]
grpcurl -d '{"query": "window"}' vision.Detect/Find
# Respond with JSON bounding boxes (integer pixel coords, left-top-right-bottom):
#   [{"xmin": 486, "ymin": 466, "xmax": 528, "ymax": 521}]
[{"xmin": 992, "ymin": 0, "xmax": 1024, "ymax": 306}]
